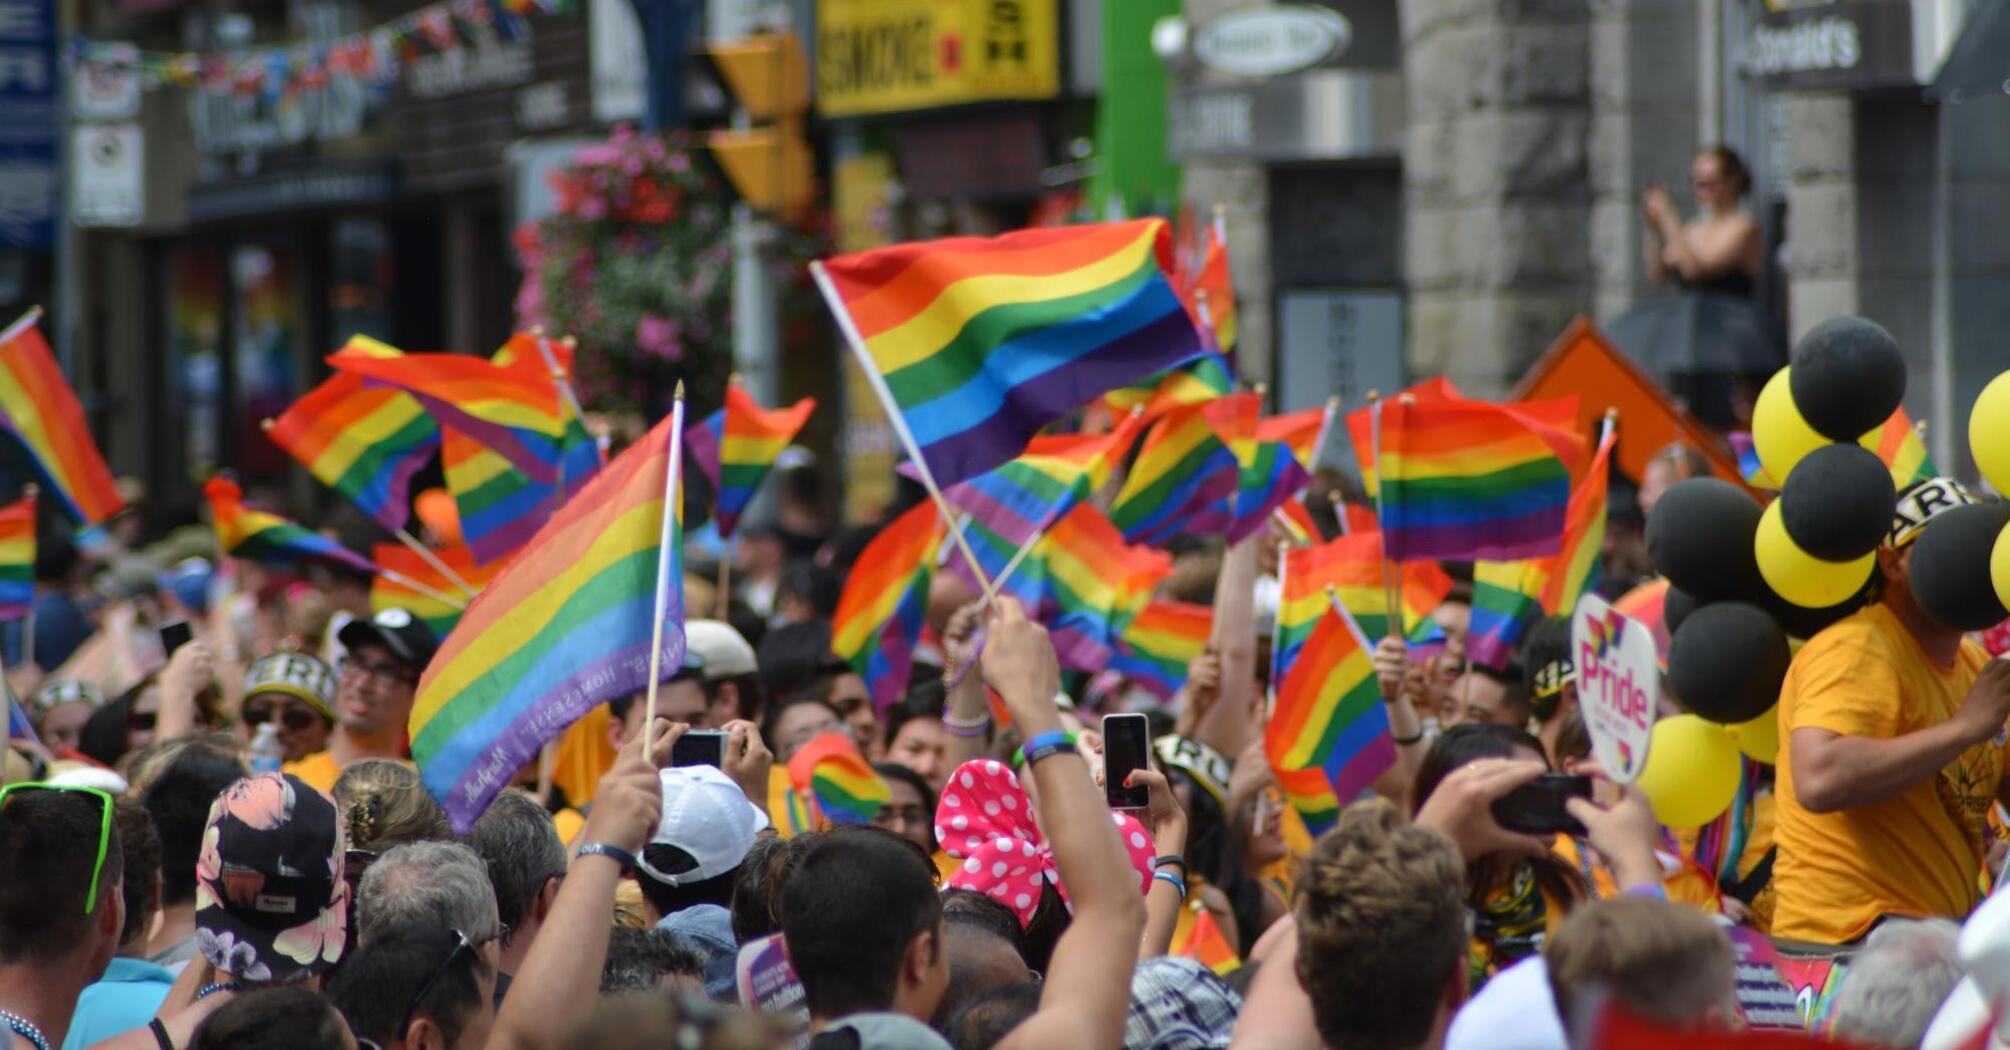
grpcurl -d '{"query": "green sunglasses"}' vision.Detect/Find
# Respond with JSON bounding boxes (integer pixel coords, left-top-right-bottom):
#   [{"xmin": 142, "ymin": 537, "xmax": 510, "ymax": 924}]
[{"xmin": 0, "ymin": 782, "xmax": 115, "ymax": 914}]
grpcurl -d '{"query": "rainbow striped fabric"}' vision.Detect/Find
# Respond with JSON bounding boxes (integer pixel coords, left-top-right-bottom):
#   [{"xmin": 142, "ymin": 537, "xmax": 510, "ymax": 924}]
[
  {"xmin": 1225, "ymin": 437, "xmax": 1313, "ymax": 543},
  {"xmin": 1276, "ymin": 533, "xmax": 1455, "ymax": 672},
  {"xmin": 1274, "ymin": 497, "xmax": 1320, "ymax": 545},
  {"xmin": 442, "ymin": 429, "xmax": 557, "ymax": 566},
  {"xmin": 1867, "ymin": 407, "xmax": 1935, "ymax": 489},
  {"xmin": 1176, "ymin": 906, "xmax": 1242, "ymax": 976},
  {"xmin": 684, "ymin": 383, "xmax": 816, "ymax": 538},
  {"xmin": 1374, "ymin": 396, "xmax": 1573, "ymax": 562},
  {"xmin": 816, "ymin": 219, "xmax": 1205, "ymax": 488},
  {"xmin": 0, "ymin": 493, "xmax": 34, "ymax": 620},
  {"xmin": 1344, "ymin": 377, "xmax": 1462, "ymax": 498},
  {"xmin": 1104, "ymin": 350, "xmax": 1234, "ymax": 419},
  {"xmin": 1041, "ymin": 505, "xmax": 1172, "ymax": 672},
  {"xmin": 1264, "ymin": 598, "xmax": 1393, "ymax": 835},
  {"xmin": 787, "ymin": 732, "xmax": 889, "ymax": 826},
  {"xmin": 1111, "ymin": 600, "xmax": 1211, "ymax": 699},
  {"xmin": 1190, "ymin": 216, "xmax": 1238, "ymax": 352},
  {"xmin": 0, "ymin": 314, "xmax": 122, "ymax": 525},
  {"xmin": 205, "ymin": 477, "xmax": 376, "ymax": 574},
  {"xmin": 1467, "ymin": 429, "xmax": 1617, "ymax": 669},
  {"xmin": 371, "ymin": 542, "xmax": 496, "ymax": 637},
  {"xmin": 267, "ymin": 370, "xmax": 439, "ymax": 533},
  {"xmin": 832, "ymin": 500, "xmax": 945, "ymax": 709},
  {"xmin": 410, "ymin": 408, "xmax": 686, "ymax": 833},
  {"xmin": 1109, "ymin": 394, "xmax": 1254, "ymax": 545}
]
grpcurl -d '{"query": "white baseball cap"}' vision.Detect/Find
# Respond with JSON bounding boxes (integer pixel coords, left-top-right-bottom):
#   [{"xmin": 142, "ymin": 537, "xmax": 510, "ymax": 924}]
[
  {"xmin": 685, "ymin": 619, "xmax": 758, "ymax": 680},
  {"xmin": 639, "ymin": 765, "xmax": 768, "ymax": 886}
]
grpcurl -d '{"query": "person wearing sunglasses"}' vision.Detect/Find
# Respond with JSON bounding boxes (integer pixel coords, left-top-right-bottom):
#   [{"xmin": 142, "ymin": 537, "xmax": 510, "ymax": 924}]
[
  {"xmin": 0, "ymin": 782, "xmax": 127, "ymax": 1050},
  {"xmin": 239, "ymin": 652, "xmax": 336, "ymax": 765},
  {"xmin": 284, "ymin": 608, "xmax": 438, "ymax": 794},
  {"xmin": 329, "ymin": 925, "xmax": 496, "ymax": 1050}
]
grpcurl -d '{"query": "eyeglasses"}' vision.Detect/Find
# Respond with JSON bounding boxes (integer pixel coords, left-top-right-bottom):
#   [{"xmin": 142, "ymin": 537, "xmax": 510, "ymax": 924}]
[
  {"xmin": 399, "ymin": 929, "xmax": 473, "ymax": 1041},
  {"xmin": 0, "ymin": 783, "xmax": 115, "ymax": 914},
  {"xmin": 243, "ymin": 701, "xmax": 320, "ymax": 732},
  {"xmin": 873, "ymin": 805, "xmax": 930, "ymax": 828},
  {"xmin": 342, "ymin": 659, "xmax": 416, "ymax": 686}
]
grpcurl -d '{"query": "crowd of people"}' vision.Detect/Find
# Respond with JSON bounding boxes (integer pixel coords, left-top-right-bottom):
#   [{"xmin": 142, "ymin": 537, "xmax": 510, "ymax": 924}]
[{"xmin": 5, "ymin": 438, "xmax": 2010, "ymax": 1050}]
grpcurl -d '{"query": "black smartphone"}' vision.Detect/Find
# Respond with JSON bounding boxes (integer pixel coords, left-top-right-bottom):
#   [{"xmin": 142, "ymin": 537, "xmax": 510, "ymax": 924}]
[
  {"xmin": 671, "ymin": 729, "xmax": 726, "ymax": 769},
  {"xmin": 1490, "ymin": 774, "xmax": 1593, "ymax": 836},
  {"xmin": 1103, "ymin": 713, "xmax": 1151, "ymax": 810},
  {"xmin": 158, "ymin": 620, "xmax": 195, "ymax": 658}
]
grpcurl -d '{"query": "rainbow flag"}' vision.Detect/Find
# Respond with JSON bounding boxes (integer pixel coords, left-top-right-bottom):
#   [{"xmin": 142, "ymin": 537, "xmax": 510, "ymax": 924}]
[
  {"xmin": 1041, "ymin": 505, "xmax": 1172, "ymax": 672},
  {"xmin": 371, "ymin": 542, "xmax": 497, "ymax": 637},
  {"xmin": 0, "ymin": 313, "xmax": 122, "ymax": 525},
  {"xmin": 205, "ymin": 477, "xmax": 376, "ymax": 574},
  {"xmin": 1109, "ymin": 395, "xmax": 1254, "ymax": 545},
  {"xmin": 1176, "ymin": 905, "xmax": 1241, "ymax": 976},
  {"xmin": 409, "ymin": 407, "xmax": 687, "ymax": 833},
  {"xmin": 1225, "ymin": 437, "xmax": 1314, "ymax": 543},
  {"xmin": 0, "ymin": 494, "xmax": 34, "ymax": 621},
  {"xmin": 1265, "ymin": 599, "xmax": 1393, "ymax": 836},
  {"xmin": 267, "ymin": 370, "xmax": 439, "ymax": 533},
  {"xmin": 1111, "ymin": 601, "xmax": 1211, "ymax": 699},
  {"xmin": 1276, "ymin": 533, "xmax": 1455, "ymax": 671},
  {"xmin": 1867, "ymin": 407, "xmax": 1935, "ymax": 489},
  {"xmin": 1275, "ymin": 498, "xmax": 1321, "ymax": 545},
  {"xmin": 787, "ymin": 732, "xmax": 889, "ymax": 826},
  {"xmin": 1261, "ymin": 404, "xmax": 1332, "ymax": 470},
  {"xmin": 1465, "ymin": 428, "xmax": 1616, "ymax": 669},
  {"xmin": 1103, "ymin": 350, "xmax": 1235, "ymax": 419},
  {"xmin": 1374, "ymin": 397, "xmax": 1572, "ymax": 562},
  {"xmin": 442, "ymin": 429, "xmax": 557, "ymax": 566},
  {"xmin": 1189, "ymin": 215, "xmax": 1237, "ymax": 353},
  {"xmin": 815, "ymin": 219, "xmax": 1205, "ymax": 488},
  {"xmin": 1728, "ymin": 432, "xmax": 1775, "ymax": 489},
  {"xmin": 832, "ymin": 501, "xmax": 945, "ymax": 709},
  {"xmin": 1344, "ymin": 377, "xmax": 1462, "ymax": 497},
  {"xmin": 7, "ymin": 697, "xmax": 36, "ymax": 743},
  {"xmin": 685, "ymin": 383, "xmax": 816, "ymax": 538}
]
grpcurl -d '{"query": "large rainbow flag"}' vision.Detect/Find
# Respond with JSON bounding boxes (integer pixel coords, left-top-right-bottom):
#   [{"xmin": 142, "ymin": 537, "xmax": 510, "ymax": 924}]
[
  {"xmin": 814, "ymin": 219, "xmax": 1205, "ymax": 488},
  {"xmin": 832, "ymin": 500, "xmax": 945, "ymax": 709},
  {"xmin": 684, "ymin": 383, "xmax": 816, "ymax": 538},
  {"xmin": 1265, "ymin": 599, "xmax": 1393, "ymax": 836},
  {"xmin": 1276, "ymin": 533, "xmax": 1455, "ymax": 672},
  {"xmin": 0, "ymin": 493, "xmax": 34, "ymax": 620},
  {"xmin": 266, "ymin": 371, "xmax": 439, "ymax": 533},
  {"xmin": 0, "ymin": 313, "xmax": 122, "ymax": 525},
  {"xmin": 410, "ymin": 407, "xmax": 686, "ymax": 832},
  {"xmin": 1466, "ymin": 427, "xmax": 1616, "ymax": 669},
  {"xmin": 205, "ymin": 477, "xmax": 377, "ymax": 574},
  {"xmin": 1110, "ymin": 600, "xmax": 1211, "ymax": 699},
  {"xmin": 371, "ymin": 542, "xmax": 497, "ymax": 638},
  {"xmin": 442, "ymin": 429, "xmax": 557, "ymax": 566},
  {"xmin": 1374, "ymin": 396, "xmax": 1574, "ymax": 562}
]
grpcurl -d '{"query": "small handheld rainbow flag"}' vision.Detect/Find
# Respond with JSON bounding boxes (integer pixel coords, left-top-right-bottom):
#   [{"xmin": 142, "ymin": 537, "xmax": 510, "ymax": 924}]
[
  {"xmin": 1041, "ymin": 505, "xmax": 1171, "ymax": 672},
  {"xmin": 371, "ymin": 542, "xmax": 496, "ymax": 638},
  {"xmin": 1867, "ymin": 407, "xmax": 1935, "ymax": 489},
  {"xmin": 0, "ymin": 493, "xmax": 34, "ymax": 621},
  {"xmin": 684, "ymin": 383, "xmax": 816, "ymax": 539},
  {"xmin": 1110, "ymin": 601, "xmax": 1211, "ymax": 699},
  {"xmin": 1276, "ymin": 533, "xmax": 1455, "ymax": 669},
  {"xmin": 266, "ymin": 370, "xmax": 439, "ymax": 533},
  {"xmin": 1466, "ymin": 427, "xmax": 1616, "ymax": 669},
  {"xmin": 787, "ymin": 732, "xmax": 889, "ymax": 826},
  {"xmin": 1189, "ymin": 215, "xmax": 1238, "ymax": 353},
  {"xmin": 1264, "ymin": 598, "xmax": 1393, "ymax": 836},
  {"xmin": 1109, "ymin": 396, "xmax": 1252, "ymax": 545},
  {"xmin": 813, "ymin": 219, "xmax": 1206, "ymax": 488},
  {"xmin": 832, "ymin": 501, "xmax": 945, "ymax": 710},
  {"xmin": 410, "ymin": 405, "xmax": 686, "ymax": 833},
  {"xmin": 205, "ymin": 477, "xmax": 377, "ymax": 574},
  {"xmin": 1344, "ymin": 376, "xmax": 1461, "ymax": 497},
  {"xmin": 1374, "ymin": 396, "xmax": 1573, "ymax": 562},
  {"xmin": 1103, "ymin": 350, "xmax": 1234, "ymax": 420},
  {"xmin": 0, "ymin": 311, "xmax": 123, "ymax": 526},
  {"xmin": 1224, "ymin": 438, "xmax": 1313, "ymax": 543},
  {"xmin": 442, "ymin": 429, "xmax": 557, "ymax": 566},
  {"xmin": 1175, "ymin": 904, "xmax": 1242, "ymax": 976}
]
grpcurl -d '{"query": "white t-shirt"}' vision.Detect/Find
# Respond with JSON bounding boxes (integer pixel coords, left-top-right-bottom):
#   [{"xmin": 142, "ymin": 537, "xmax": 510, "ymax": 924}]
[{"xmin": 1445, "ymin": 956, "xmax": 1567, "ymax": 1050}]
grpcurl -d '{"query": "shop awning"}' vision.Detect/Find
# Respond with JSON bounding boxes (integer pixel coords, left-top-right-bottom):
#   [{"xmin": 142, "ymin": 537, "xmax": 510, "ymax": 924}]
[{"xmin": 1934, "ymin": 0, "xmax": 2010, "ymax": 98}]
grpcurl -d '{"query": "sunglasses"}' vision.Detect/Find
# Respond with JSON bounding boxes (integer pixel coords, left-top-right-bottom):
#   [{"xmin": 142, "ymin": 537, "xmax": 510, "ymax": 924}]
[
  {"xmin": 399, "ymin": 929, "xmax": 474, "ymax": 1041},
  {"xmin": 243, "ymin": 702, "xmax": 320, "ymax": 732},
  {"xmin": 0, "ymin": 783, "xmax": 114, "ymax": 913}
]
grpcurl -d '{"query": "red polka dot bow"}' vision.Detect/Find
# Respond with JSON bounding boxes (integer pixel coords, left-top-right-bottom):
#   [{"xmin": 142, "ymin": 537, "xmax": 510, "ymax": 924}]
[{"xmin": 935, "ymin": 758, "xmax": 1156, "ymax": 926}]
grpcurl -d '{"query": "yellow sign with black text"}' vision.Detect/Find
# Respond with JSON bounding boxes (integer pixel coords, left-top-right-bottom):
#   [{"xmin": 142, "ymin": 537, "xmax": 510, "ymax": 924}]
[{"xmin": 815, "ymin": 0, "xmax": 1059, "ymax": 117}]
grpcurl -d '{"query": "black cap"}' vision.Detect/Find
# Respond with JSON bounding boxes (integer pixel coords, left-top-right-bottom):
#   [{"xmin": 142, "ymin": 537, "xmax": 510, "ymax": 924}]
[{"xmin": 338, "ymin": 608, "xmax": 440, "ymax": 673}]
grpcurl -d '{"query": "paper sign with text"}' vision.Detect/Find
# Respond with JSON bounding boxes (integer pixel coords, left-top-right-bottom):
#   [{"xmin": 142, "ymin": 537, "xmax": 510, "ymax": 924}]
[{"xmin": 1572, "ymin": 593, "xmax": 1656, "ymax": 783}]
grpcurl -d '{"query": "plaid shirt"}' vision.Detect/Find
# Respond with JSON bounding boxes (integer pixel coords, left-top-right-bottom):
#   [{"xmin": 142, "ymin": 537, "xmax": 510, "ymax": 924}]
[{"xmin": 1125, "ymin": 957, "xmax": 1240, "ymax": 1050}]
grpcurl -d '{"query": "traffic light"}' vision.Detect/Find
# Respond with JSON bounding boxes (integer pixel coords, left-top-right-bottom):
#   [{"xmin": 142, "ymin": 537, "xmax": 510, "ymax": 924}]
[{"xmin": 705, "ymin": 32, "xmax": 813, "ymax": 216}]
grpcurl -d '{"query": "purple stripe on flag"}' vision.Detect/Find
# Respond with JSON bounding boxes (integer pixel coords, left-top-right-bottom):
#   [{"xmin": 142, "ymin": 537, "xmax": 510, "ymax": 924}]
[{"xmin": 1382, "ymin": 507, "xmax": 1567, "ymax": 563}]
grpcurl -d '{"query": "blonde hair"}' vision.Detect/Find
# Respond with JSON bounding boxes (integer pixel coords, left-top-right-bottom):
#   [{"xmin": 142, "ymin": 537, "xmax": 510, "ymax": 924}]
[
  {"xmin": 121, "ymin": 733, "xmax": 246, "ymax": 798},
  {"xmin": 332, "ymin": 760, "xmax": 451, "ymax": 852},
  {"xmin": 1544, "ymin": 894, "xmax": 1734, "ymax": 1038}
]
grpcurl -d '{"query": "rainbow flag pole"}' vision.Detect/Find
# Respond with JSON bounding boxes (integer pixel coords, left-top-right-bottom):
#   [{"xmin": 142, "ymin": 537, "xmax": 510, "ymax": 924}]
[
  {"xmin": 0, "ymin": 307, "xmax": 40, "ymax": 356},
  {"xmin": 530, "ymin": 330, "xmax": 605, "ymax": 467},
  {"xmin": 810, "ymin": 262, "xmax": 995, "ymax": 594},
  {"xmin": 377, "ymin": 565, "xmax": 468, "ymax": 612},
  {"xmin": 642, "ymin": 382, "xmax": 688, "ymax": 731}
]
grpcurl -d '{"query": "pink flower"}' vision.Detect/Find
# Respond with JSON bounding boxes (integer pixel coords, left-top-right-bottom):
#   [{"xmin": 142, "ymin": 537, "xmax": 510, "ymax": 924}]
[
  {"xmin": 667, "ymin": 152, "xmax": 689, "ymax": 174},
  {"xmin": 220, "ymin": 774, "xmax": 294, "ymax": 830},
  {"xmin": 636, "ymin": 313, "xmax": 683, "ymax": 361},
  {"xmin": 575, "ymin": 195, "xmax": 607, "ymax": 221}
]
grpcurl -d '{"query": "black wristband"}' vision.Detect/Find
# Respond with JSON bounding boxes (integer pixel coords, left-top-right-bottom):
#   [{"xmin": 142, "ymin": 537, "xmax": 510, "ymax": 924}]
[
  {"xmin": 576, "ymin": 841, "xmax": 638, "ymax": 872},
  {"xmin": 1152, "ymin": 854, "xmax": 1187, "ymax": 873},
  {"xmin": 1390, "ymin": 730, "xmax": 1425, "ymax": 745}
]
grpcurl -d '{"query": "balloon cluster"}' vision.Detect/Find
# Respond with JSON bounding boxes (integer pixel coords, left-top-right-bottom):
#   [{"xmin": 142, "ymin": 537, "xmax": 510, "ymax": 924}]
[{"xmin": 1965, "ymin": 376, "xmax": 2010, "ymax": 630}]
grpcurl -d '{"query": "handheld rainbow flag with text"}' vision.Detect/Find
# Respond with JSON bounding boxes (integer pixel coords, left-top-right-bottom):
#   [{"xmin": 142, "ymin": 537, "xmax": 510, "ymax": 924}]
[
  {"xmin": 266, "ymin": 370, "xmax": 440, "ymax": 533},
  {"xmin": 1374, "ymin": 396, "xmax": 1573, "ymax": 562},
  {"xmin": 409, "ymin": 408, "xmax": 686, "ymax": 833},
  {"xmin": 1265, "ymin": 597, "xmax": 1393, "ymax": 836},
  {"xmin": 684, "ymin": 383, "xmax": 817, "ymax": 539},
  {"xmin": 832, "ymin": 500, "xmax": 946, "ymax": 710},
  {"xmin": 205, "ymin": 477, "xmax": 377, "ymax": 574},
  {"xmin": 0, "ymin": 493, "xmax": 34, "ymax": 621},
  {"xmin": 0, "ymin": 311, "xmax": 123, "ymax": 525},
  {"xmin": 813, "ymin": 219, "xmax": 1206, "ymax": 489}
]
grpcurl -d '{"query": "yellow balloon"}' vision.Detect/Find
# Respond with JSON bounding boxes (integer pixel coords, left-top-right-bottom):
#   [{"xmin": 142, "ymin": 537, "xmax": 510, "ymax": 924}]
[
  {"xmin": 1755, "ymin": 500, "xmax": 1876, "ymax": 608},
  {"xmin": 1753, "ymin": 368, "xmax": 1831, "ymax": 483},
  {"xmin": 1728, "ymin": 706, "xmax": 1780, "ymax": 765},
  {"xmin": 1992, "ymin": 521, "xmax": 2010, "ymax": 615},
  {"xmin": 1971, "ymin": 372, "xmax": 2010, "ymax": 496},
  {"xmin": 1635, "ymin": 714, "xmax": 1742, "ymax": 827}
]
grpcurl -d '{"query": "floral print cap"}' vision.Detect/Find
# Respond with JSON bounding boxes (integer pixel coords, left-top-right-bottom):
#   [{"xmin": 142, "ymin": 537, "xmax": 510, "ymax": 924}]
[{"xmin": 194, "ymin": 773, "xmax": 348, "ymax": 981}]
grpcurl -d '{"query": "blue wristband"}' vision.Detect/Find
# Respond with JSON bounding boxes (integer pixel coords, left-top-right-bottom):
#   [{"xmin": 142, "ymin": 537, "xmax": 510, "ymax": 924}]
[
  {"xmin": 1152, "ymin": 870, "xmax": 1187, "ymax": 898},
  {"xmin": 576, "ymin": 841, "xmax": 638, "ymax": 872},
  {"xmin": 1018, "ymin": 731, "xmax": 1079, "ymax": 768}
]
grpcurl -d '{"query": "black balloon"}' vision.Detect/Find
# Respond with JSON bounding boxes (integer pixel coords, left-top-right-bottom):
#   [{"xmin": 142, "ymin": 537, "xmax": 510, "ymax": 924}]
[
  {"xmin": 1668, "ymin": 602, "xmax": 1792, "ymax": 724},
  {"xmin": 1779, "ymin": 444, "xmax": 1896, "ymax": 561},
  {"xmin": 1789, "ymin": 317, "xmax": 1907, "ymax": 441},
  {"xmin": 1664, "ymin": 586, "xmax": 1702, "ymax": 635},
  {"xmin": 1646, "ymin": 478, "xmax": 1766, "ymax": 603},
  {"xmin": 1760, "ymin": 583, "xmax": 1870, "ymax": 640},
  {"xmin": 1909, "ymin": 503, "xmax": 2010, "ymax": 631}
]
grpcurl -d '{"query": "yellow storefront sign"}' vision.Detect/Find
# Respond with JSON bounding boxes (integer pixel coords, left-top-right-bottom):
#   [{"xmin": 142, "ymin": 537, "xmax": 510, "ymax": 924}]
[{"xmin": 816, "ymin": 0, "xmax": 1059, "ymax": 118}]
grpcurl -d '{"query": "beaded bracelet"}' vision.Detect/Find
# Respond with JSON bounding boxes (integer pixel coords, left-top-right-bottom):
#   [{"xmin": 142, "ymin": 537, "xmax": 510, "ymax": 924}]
[
  {"xmin": 941, "ymin": 711, "xmax": 992, "ymax": 737},
  {"xmin": 1016, "ymin": 731, "xmax": 1079, "ymax": 768}
]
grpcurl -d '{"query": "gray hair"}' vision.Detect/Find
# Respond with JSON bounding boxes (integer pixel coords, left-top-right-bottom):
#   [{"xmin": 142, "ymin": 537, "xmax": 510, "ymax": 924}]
[
  {"xmin": 1829, "ymin": 918, "xmax": 1963, "ymax": 1049},
  {"xmin": 357, "ymin": 841, "xmax": 501, "ymax": 946},
  {"xmin": 461, "ymin": 791, "xmax": 567, "ymax": 936}
]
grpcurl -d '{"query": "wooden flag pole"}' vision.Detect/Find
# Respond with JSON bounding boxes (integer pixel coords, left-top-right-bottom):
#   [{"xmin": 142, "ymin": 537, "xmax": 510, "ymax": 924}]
[
  {"xmin": 810, "ymin": 262, "xmax": 994, "ymax": 594},
  {"xmin": 1367, "ymin": 391, "xmax": 1405, "ymax": 638},
  {"xmin": 392, "ymin": 528, "xmax": 478, "ymax": 597},
  {"xmin": 642, "ymin": 383, "xmax": 688, "ymax": 736},
  {"xmin": 375, "ymin": 567, "xmax": 467, "ymax": 611},
  {"xmin": 1328, "ymin": 490, "xmax": 1349, "ymax": 537},
  {"xmin": 533, "ymin": 330, "xmax": 606, "ymax": 467}
]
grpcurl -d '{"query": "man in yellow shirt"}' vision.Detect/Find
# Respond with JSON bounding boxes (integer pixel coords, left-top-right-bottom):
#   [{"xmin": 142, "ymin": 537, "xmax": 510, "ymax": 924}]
[
  {"xmin": 283, "ymin": 607, "xmax": 438, "ymax": 792},
  {"xmin": 1774, "ymin": 478, "xmax": 2010, "ymax": 944}
]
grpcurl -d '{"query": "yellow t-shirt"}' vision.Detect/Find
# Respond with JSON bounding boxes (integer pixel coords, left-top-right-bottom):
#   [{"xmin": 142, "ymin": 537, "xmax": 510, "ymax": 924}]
[
  {"xmin": 282, "ymin": 751, "xmax": 343, "ymax": 794},
  {"xmin": 1773, "ymin": 602, "xmax": 1999, "ymax": 944}
]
